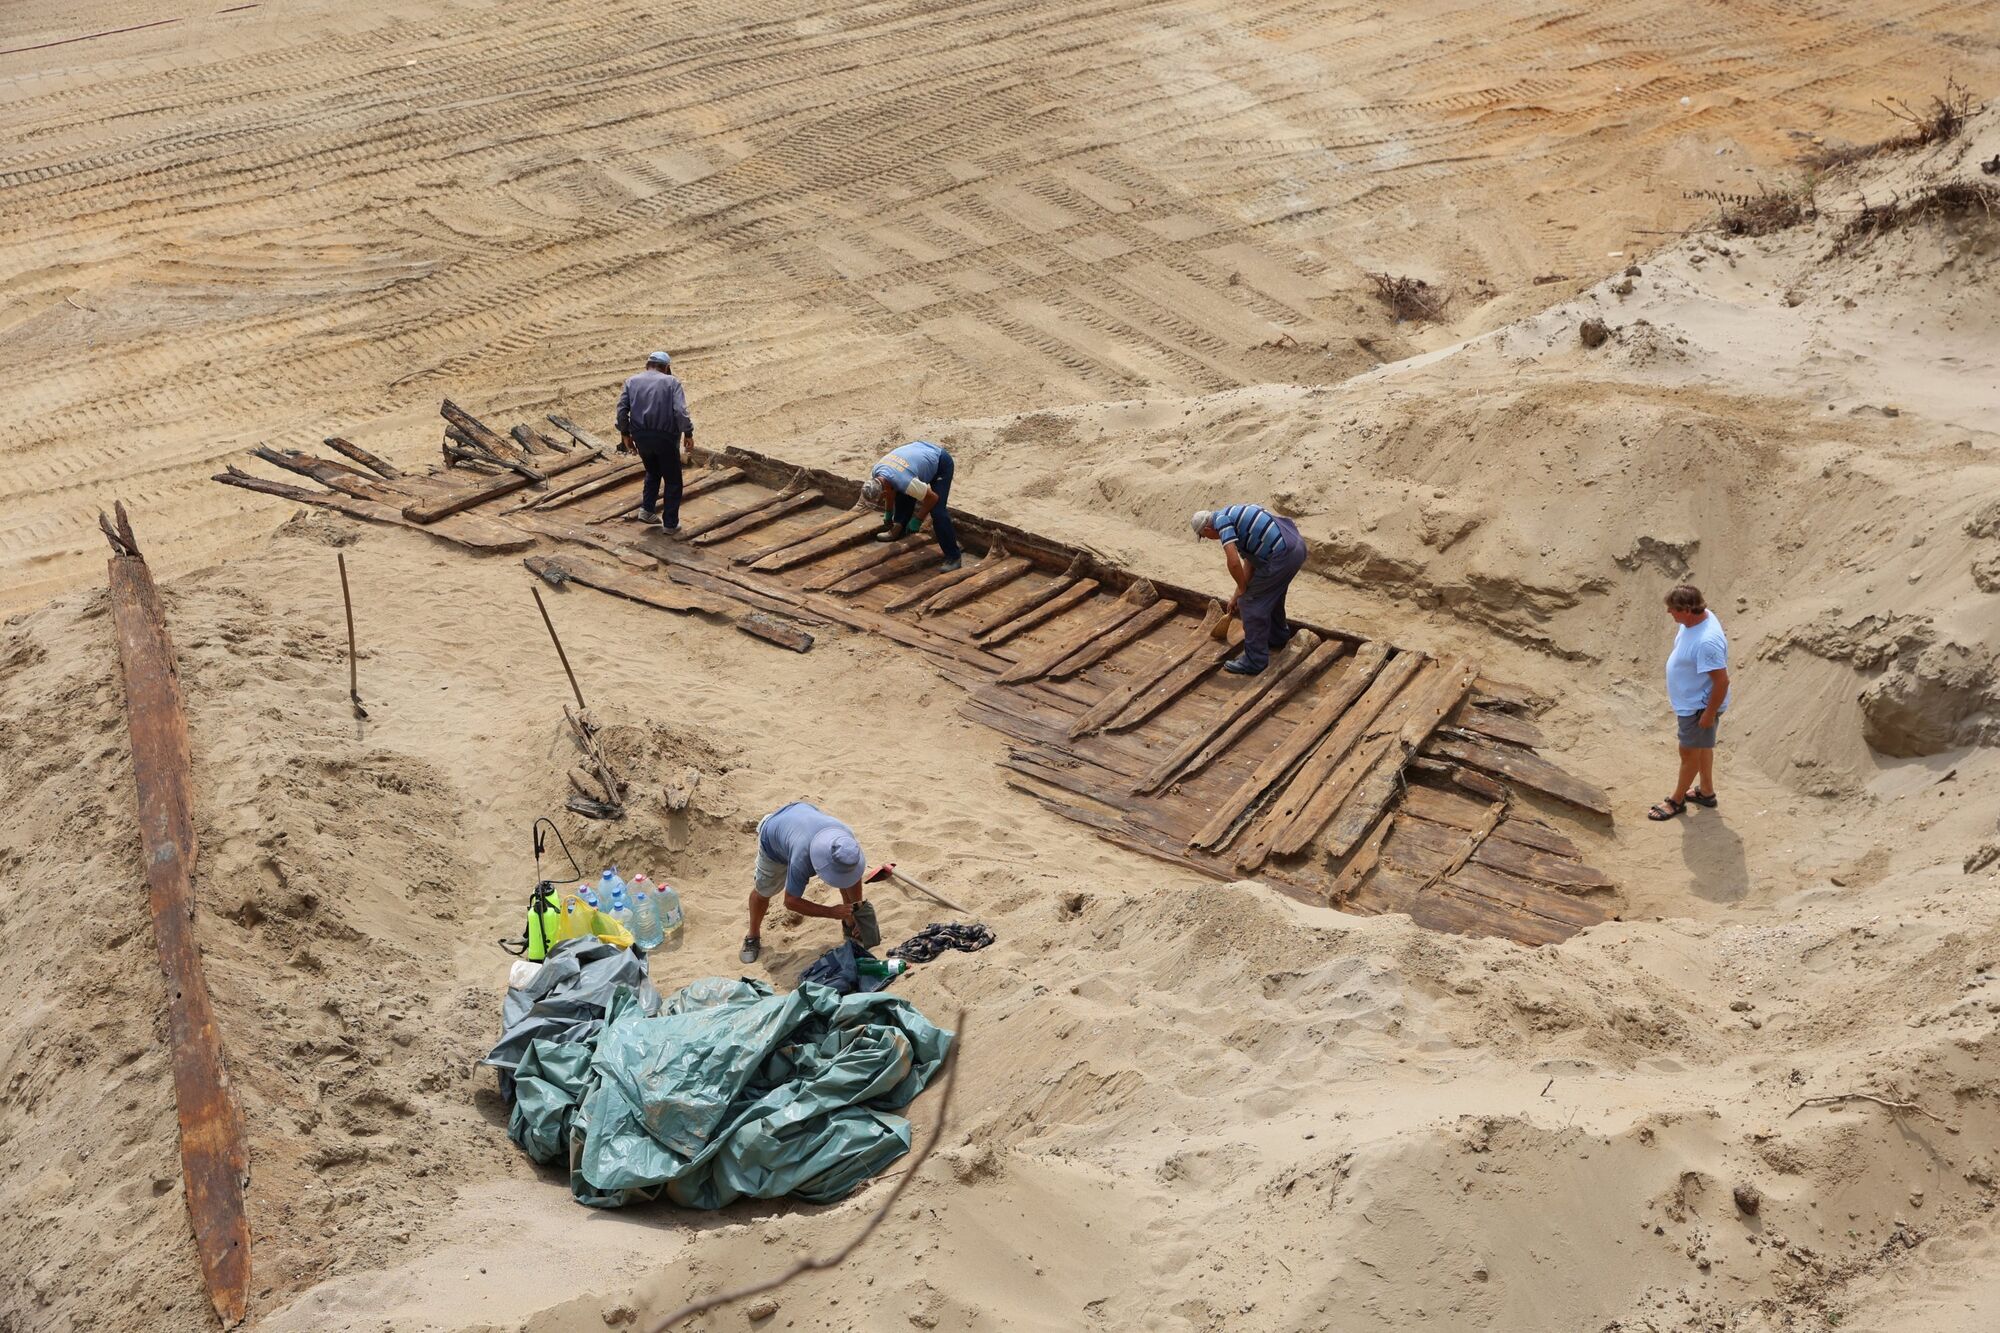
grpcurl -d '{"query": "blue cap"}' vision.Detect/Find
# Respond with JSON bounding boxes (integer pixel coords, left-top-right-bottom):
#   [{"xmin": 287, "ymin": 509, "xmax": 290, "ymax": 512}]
[
  {"xmin": 646, "ymin": 350, "xmax": 672, "ymax": 368},
  {"xmin": 809, "ymin": 828, "xmax": 865, "ymax": 890}
]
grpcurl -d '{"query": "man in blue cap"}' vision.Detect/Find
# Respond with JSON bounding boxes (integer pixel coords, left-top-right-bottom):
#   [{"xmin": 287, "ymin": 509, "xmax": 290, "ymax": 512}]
[
  {"xmin": 859, "ymin": 440, "xmax": 962, "ymax": 570},
  {"xmin": 615, "ymin": 350, "xmax": 695, "ymax": 533},
  {"xmin": 741, "ymin": 801, "xmax": 873, "ymax": 964}
]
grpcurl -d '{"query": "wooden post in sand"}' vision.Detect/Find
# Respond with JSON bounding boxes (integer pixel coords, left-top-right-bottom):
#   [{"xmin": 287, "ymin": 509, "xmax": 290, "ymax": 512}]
[
  {"xmin": 101, "ymin": 503, "xmax": 252, "ymax": 1327},
  {"xmin": 337, "ymin": 553, "xmax": 367, "ymax": 720}
]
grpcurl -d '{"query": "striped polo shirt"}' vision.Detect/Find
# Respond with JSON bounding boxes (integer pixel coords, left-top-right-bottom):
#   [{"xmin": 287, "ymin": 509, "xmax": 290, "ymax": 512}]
[{"xmin": 1211, "ymin": 503, "xmax": 1289, "ymax": 563}]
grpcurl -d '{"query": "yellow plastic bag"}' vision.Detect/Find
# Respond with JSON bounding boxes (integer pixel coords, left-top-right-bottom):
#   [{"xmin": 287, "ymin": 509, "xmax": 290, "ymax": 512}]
[{"xmin": 555, "ymin": 893, "xmax": 636, "ymax": 951}]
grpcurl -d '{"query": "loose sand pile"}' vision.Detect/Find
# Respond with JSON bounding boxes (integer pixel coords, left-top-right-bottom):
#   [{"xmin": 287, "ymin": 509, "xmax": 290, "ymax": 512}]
[{"xmin": 5, "ymin": 4, "xmax": 2000, "ymax": 1332}]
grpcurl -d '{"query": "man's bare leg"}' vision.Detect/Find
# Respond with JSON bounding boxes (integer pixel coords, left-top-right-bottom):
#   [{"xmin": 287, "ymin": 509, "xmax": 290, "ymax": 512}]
[
  {"xmin": 746, "ymin": 890, "xmax": 770, "ymax": 943},
  {"xmin": 1675, "ymin": 746, "xmax": 1701, "ymax": 800},
  {"xmin": 1695, "ymin": 746, "xmax": 1716, "ymax": 799}
]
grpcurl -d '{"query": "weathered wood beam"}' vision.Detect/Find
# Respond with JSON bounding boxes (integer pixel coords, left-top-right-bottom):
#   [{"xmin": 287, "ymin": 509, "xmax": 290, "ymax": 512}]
[
  {"xmin": 998, "ymin": 582, "xmax": 1155, "ymax": 685},
  {"xmin": 1131, "ymin": 632, "xmax": 1340, "ymax": 795},
  {"xmin": 1067, "ymin": 602, "xmax": 1224, "ymax": 739},
  {"xmin": 1095, "ymin": 602, "xmax": 1241, "ymax": 736},
  {"xmin": 547, "ymin": 414, "xmax": 615, "ymax": 452},
  {"xmin": 1188, "ymin": 642, "xmax": 1398, "ymax": 850},
  {"xmin": 323, "ymin": 435, "xmax": 403, "ymax": 479},
  {"xmin": 749, "ymin": 511, "xmax": 883, "ymax": 573},
  {"xmin": 214, "ymin": 468, "xmax": 533, "ymax": 552},
  {"xmin": 921, "ymin": 552, "xmax": 1031, "ymax": 617},
  {"xmin": 734, "ymin": 506, "xmax": 869, "ymax": 566},
  {"xmin": 964, "ymin": 556, "xmax": 1085, "ymax": 638},
  {"xmin": 973, "ymin": 574, "xmax": 1099, "ymax": 646},
  {"xmin": 103, "ymin": 511, "xmax": 251, "ymax": 1327},
  {"xmin": 814, "ymin": 545, "xmax": 938, "ymax": 595},
  {"xmin": 684, "ymin": 487, "xmax": 818, "ymax": 543},
  {"xmin": 403, "ymin": 445, "xmax": 599, "ymax": 523},
  {"xmin": 1427, "ymin": 734, "xmax": 1612, "ymax": 817}
]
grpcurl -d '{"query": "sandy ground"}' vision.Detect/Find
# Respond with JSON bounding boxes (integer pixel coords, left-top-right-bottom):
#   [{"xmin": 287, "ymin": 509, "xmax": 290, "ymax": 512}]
[
  {"xmin": 5, "ymin": 3, "xmax": 2000, "ymax": 1332},
  {"xmin": 7, "ymin": 0, "xmax": 2000, "ymax": 611}
]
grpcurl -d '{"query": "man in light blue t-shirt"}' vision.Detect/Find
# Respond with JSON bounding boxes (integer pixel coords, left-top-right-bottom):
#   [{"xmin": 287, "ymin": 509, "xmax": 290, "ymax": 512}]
[
  {"xmin": 740, "ymin": 801, "xmax": 871, "ymax": 963},
  {"xmin": 1649, "ymin": 584, "xmax": 1731, "ymax": 821}
]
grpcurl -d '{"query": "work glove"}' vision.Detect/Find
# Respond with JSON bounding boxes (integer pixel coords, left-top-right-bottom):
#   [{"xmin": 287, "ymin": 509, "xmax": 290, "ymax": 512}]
[{"xmin": 904, "ymin": 514, "xmax": 924, "ymax": 535}]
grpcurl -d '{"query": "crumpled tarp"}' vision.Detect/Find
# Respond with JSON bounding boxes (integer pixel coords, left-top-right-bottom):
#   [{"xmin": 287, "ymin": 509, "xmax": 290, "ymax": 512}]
[{"xmin": 484, "ymin": 962, "xmax": 953, "ymax": 1210}]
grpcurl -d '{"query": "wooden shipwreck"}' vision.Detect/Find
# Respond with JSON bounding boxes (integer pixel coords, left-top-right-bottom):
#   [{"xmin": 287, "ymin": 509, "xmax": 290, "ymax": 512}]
[{"xmin": 215, "ymin": 403, "xmax": 1618, "ymax": 946}]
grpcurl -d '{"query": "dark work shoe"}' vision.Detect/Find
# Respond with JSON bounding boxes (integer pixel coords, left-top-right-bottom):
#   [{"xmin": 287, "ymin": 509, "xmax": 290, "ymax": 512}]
[
  {"xmin": 938, "ymin": 557, "xmax": 963, "ymax": 571},
  {"xmin": 739, "ymin": 936, "xmax": 762, "ymax": 965},
  {"xmin": 661, "ymin": 522, "xmax": 681, "ymax": 536},
  {"xmin": 1223, "ymin": 657, "xmax": 1264, "ymax": 676},
  {"xmin": 625, "ymin": 509, "xmax": 658, "ymax": 524}
]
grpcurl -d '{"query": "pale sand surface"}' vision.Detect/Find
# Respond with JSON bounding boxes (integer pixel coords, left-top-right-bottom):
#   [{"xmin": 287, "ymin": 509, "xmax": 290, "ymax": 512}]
[{"xmin": 5, "ymin": 4, "xmax": 2000, "ymax": 1332}]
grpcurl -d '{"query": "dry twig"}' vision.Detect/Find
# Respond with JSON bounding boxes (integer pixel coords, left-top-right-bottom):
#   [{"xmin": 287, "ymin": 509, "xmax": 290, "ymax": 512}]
[
  {"xmin": 644, "ymin": 1013, "xmax": 968, "ymax": 1332},
  {"xmin": 1366, "ymin": 272, "xmax": 1451, "ymax": 322},
  {"xmin": 1789, "ymin": 1092, "xmax": 1954, "ymax": 1131}
]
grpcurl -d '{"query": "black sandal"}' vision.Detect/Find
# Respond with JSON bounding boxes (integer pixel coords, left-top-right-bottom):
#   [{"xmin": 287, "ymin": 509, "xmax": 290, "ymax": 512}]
[
  {"xmin": 1647, "ymin": 796, "xmax": 1687, "ymax": 821},
  {"xmin": 1685, "ymin": 790, "xmax": 1718, "ymax": 808}
]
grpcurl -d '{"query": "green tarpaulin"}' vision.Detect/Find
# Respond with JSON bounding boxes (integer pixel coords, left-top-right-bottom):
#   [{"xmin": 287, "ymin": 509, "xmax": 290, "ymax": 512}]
[{"xmin": 492, "ymin": 969, "xmax": 953, "ymax": 1209}]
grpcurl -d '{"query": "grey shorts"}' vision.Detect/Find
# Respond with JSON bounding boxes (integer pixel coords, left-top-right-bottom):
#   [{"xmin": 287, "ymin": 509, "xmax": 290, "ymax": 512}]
[
  {"xmin": 1676, "ymin": 713, "xmax": 1719, "ymax": 749},
  {"xmin": 752, "ymin": 813, "xmax": 787, "ymax": 898}
]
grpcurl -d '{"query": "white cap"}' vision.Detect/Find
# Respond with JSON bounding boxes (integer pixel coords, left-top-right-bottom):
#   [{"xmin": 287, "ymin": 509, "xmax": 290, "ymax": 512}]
[
  {"xmin": 860, "ymin": 476, "xmax": 884, "ymax": 505},
  {"xmin": 645, "ymin": 350, "xmax": 672, "ymax": 368},
  {"xmin": 1190, "ymin": 509, "xmax": 1213, "ymax": 538}
]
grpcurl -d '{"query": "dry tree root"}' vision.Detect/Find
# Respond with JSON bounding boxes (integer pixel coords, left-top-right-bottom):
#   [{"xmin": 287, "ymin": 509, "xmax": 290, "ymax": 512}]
[
  {"xmin": 1366, "ymin": 272, "xmax": 1451, "ymax": 322},
  {"xmin": 1689, "ymin": 184, "xmax": 1817, "ymax": 237},
  {"xmin": 1789, "ymin": 1092, "xmax": 1956, "ymax": 1132},
  {"xmin": 1836, "ymin": 180, "xmax": 1999, "ymax": 250},
  {"xmin": 1802, "ymin": 78, "xmax": 1983, "ymax": 169}
]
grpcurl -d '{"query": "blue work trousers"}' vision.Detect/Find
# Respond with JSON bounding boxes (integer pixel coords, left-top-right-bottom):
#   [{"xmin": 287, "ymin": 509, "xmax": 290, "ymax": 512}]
[
  {"xmin": 890, "ymin": 450, "xmax": 961, "ymax": 561},
  {"xmin": 1237, "ymin": 517, "xmax": 1307, "ymax": 670},
  {"xmin": 631, "ymin": 430, "xmax": 683, "ymax": 527}
]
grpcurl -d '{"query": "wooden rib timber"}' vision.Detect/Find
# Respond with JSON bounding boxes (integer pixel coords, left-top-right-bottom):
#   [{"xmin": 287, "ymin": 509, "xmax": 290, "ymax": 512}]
[
  {"xmin": 102, "ymin": 507, "xmax": 251, "ymax": 1326},
  {"xmin": 212, "ymin": 403, "xmax": 1618, "ymax": 945}
]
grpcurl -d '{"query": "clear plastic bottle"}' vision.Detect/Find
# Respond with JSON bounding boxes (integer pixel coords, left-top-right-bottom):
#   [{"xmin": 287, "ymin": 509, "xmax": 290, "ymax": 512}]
[
  {"xmin": 654, "ymin": 882, "xmax": 685, "ymax": 938},
  {"xmin": 578, "ymin": 881, "xmax": 600, "ymax": 910},
  {"xmin": 628, "ymin": 874, "xmax": 664, "ymax": 950},
  {"xmin": 607, "ymin": 883, "xmax": 634, "ymax": 933},
  {"xmin": 599, "ymin": 868, "xmax": 627, "ymax": 900}
]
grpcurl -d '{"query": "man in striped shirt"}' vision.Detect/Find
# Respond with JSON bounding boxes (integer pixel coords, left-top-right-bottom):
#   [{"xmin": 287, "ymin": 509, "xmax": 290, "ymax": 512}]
[{"xmin": 1192, "ymin": 503, "xmax": 1308, "ymax": 675}]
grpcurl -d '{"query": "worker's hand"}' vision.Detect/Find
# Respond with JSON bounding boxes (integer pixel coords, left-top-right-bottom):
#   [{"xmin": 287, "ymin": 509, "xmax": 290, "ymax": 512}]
[
  {"xmin": 833, "ymin": 903, "xmax": 857, "ymax": 927},
  {"xmin": 904, "ymin": 515, "xmax": 923, "ymax": 535},
  {"xmin": 619, "ymin": 433, "xmax": 633, "ymax": 453},
  {"xmin": 1226, "ymin": 594, "xmax": 1239, "ymax": 615},
  {"xmin": 1698, "ymin": 710, "xmax": 1718, "ymax": 730}
]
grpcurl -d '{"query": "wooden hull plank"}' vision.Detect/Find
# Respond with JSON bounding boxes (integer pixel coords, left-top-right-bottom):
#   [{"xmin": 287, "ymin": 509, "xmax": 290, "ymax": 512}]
[{"xmin": 106, "ymin": 527, "xmax": 251, "ymax": 1327}]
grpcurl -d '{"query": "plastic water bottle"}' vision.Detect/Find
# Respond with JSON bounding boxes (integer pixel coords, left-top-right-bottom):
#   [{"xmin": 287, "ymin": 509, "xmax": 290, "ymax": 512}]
[
  {"xmin": 654, "ymin": 882, "xmax": 685, "ymax": 937},
  {"xmin": 628, "ymin": 874, "xmax": 664, "ymax": 950},
  {"xmin": 607, "ymin": 883, "xmax": 635, "ymax": 933},
  {"xmin": 578, "ymin": 881, "xmax": 600, "ymax": 910},
  {"xmin": 599, "ymin": 868, "xmax": 627, "ymax": 900}
]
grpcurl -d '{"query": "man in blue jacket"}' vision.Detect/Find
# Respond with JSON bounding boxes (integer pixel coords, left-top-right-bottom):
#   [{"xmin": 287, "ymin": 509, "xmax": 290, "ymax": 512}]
[
  {"xmin": 615, "ymin": 350, "xmax": 695, "ymax": 533},
  {"xmin": 859, "ymin": 440, "xmax": 962, "ymax": 570}
]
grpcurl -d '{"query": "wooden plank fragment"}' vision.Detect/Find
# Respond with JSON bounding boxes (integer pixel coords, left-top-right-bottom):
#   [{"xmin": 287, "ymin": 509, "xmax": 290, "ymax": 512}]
[
  {"xmin": 1327, "ymin": 815, "xmax": 1393, "ymax": 905},
  {"xmin": 735, "ymin": 507, "xmax": 869, "ymax": 566},
  {"xmin": 922, "ymin": 554, "xmax": 1031, "ymax": 616},
  {"xmin": 514, "ymin": 423, "xmax": 570, "ymax": 454},
  {"xmin": 999, "ymin": 582, "xmax": 1158, "ymax": 685},
  {"xmin": 588, "ymin": 465, "xmax": 745, "ymax": 524},
  {"xmin": 1397, "ymin": 783, "xmax": 1499, "ymax": 832},
  {"xmin": 815, "ymin": 545, "xmax": 938, "ymax": 595},
  {"xmin": 1470, "ymin": 836, "xmax": 1614, "ymax": 891},
  {"xmin": 403, "ymin": 444, "xmax": 599, "ymax": 523},
  {"xmin": 976, "ymin": 576, "xmax": 1100, "ymax": 647},
  {"xmin": 750, "ymin": 511, "xmax": 885, "ymax": 572},
  {"xmin": 1131, "ymin": 634, "xmax": 1341, "ymax": 795},
  {"xmin": 737, "ymin": 612, "xmax": 815, "ymax": 654},
  {"xmin": 1068, "ymin": 602, "xmax": 1226, "ymax": 739},
  {"xmin": 964, "ymin": 557, "xmax": 1084, "ymax": 637},
  {"xmin": 442, "ymin": 398, "xmax": 530, "ymax": 460},
  {"xmin": 884, "ymin": 548, "xmax": 994, "ymax": 613},
  {"xmin": 214, "ymin": 469, "xmax": 534, "ymax": 552},
  {"xmin": 1446, "ymin": 861, "xmax": 1610, "ymax": 929},
  {"xmin": 687, "ymin": 489, "xmax": 822, "ymax": 544},
  {"xmin": 524, "ymin": 553, "xmax": 731, "ymax": 615},
  {"xmin": 104, "ymin": 522, "xmax": 251, "ymax": 1327},
  {"xmin": 1103, "ymin": 608, "xmax": 1244, "ymax": 734},
  {"xmin": 521, "ymin": 460, "xmax": 643, "ymax": 512},
  {"xmin": 1236, "ymin": 730, "xmax": 1397, "ymax": 872},
  {"xmin": 1447, "ymin": 701, "xmax": 1546, "ymax": 749},
  {"xmin": 1190, "ymin": 643, "xmax": 1403, "ymax": 852},
  {"xmin": 1490, "ymin": 818, "xmax": 1581, "ymax": 859},
  {"xmin": 323, "ymin": 435, "xmax": 403, "ymax": 479},
  {"xmin": 1044, "ymin": 598, "xmax": 1178, "ymax": 681},
  {"xmin": 1305, "ymin": 657, "xmax": 1479, "ymax": 863},
  {"xmin": 1428, "ymin": 734, "xmax": 1613, "ymax": 817},
  {"xmin": 547, "ymin": 414, "xmax": 615, "ymax": 452}
]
